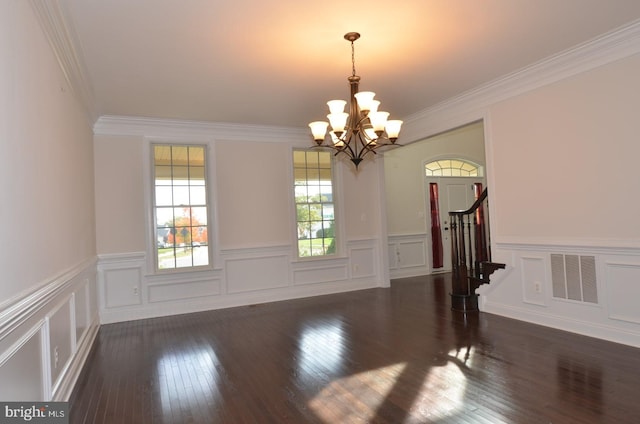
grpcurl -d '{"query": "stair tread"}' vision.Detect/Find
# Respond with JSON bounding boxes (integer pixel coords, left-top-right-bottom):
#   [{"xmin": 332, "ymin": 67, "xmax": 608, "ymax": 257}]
[
  {"xmin": 469, "ymin": 276, "xmax": 490, "ymax": 284},
  {"xmin": 480, "ymin": 261, "xmax": 506, "ymax": 268}
]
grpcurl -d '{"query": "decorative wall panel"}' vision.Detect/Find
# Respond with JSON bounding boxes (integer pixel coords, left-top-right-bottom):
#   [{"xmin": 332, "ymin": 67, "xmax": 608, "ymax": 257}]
[
  {"xmin": 388, "ymin": 234, "xmax": 429, "ymax": 278},
  {"xmin": 226, "ymin": 255, "xmax": 290, "ymax": 294},
  {"xmin": 148, "ymin": 278, "xmax": 221, "ymax": 303},
  {"xmin": 520, "ymin": 256, "xmax": 546, "ymax": 306},
  {"xmin": 48, "ymin": 300, "xmax": 73, "ymax": 391},
  {"xmin": 293, "ymin": 264, "xmax": 348, "ymax": 285},
  {"xmin": 0, "ymin": 327, "xmax": 44, "ymax": 401},
  {"xmin": 605, "ymin": 261, "xmax": 640, "ymax": 324},
  {"xmin": 103, "ymin": 267, "xmax": 142, "ymax": 308},
  {"xmin": 350, "ymin": 246, "xmax": 376, "ymax": 279}
]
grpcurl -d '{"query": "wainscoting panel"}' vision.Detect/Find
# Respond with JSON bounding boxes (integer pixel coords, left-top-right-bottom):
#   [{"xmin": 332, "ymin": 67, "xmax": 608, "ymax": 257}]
[
  {"xmin": 0, "ymin": 325, "xmax": 45, "ymax": 401},
  {"xmin": 226, "ymin": 255, "xmax": 290, "ymax": 294},
  {"xmin": 520, "ymin": 255, "xmax": 547, "ymax": 306},
  {"xmin": 98, "ymin": 242, "xmax": 384, "ymax": 324},
  {"xmin": 604, "ymin": 260, "xmax": 640, "ymax": 325},
  {"xmin": 388, "ymin": 234, "xmax": 429, "ymax": 278},
  {"xmin": 74, "ymin": 282, "xmax": 90, "ymax": 344},
  {"xmin": 349, "ymin": 245, "xmax": 376, "ymax": 279},
  {"xmin": 48, "ymin": 298, "xmax": 73, "ymax": 395},
  {"xmin": 480, "ymin": 242, "xmax": 640, "ymax": 348},
  {"xmin": 293, "ymin": 261, "xmax": 349, "ymax": 286},
  {"xmin": 398, "ymin": 242, "xmax": 426, "ymax": 268},
  {"xmin": 103, "ymin": 267, "xmax": 142, "ymax": 308},
  {"xmin": 148, "ymin": 277, "xmax": 221, "ymax": 303},
  {"xmin": 0, "ymin": 259, "xmax": 99, "ymax": 401},
  {"xmin": 388, "ymin": 243, "xmax": 398, "ymax": 269}
]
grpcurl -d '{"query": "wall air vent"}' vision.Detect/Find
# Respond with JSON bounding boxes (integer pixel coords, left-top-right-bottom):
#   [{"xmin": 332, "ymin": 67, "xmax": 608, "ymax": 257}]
[{"xmin": 551, "ymin": 254, "xmax": 598, "ymax": 303}]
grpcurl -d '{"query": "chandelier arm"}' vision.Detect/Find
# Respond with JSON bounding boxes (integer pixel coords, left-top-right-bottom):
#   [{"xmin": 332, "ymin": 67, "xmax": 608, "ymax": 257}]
[
  {"xmin": 356, "ymin": 131, "xmax": 374, "ymax": 151},
  {"xmin": 355, "ymin": 144, "xmax": 375, "ymax": 162},
  {"xmin": 354, "ymin": 131, "xmax": 376, "ymax": 160},
  {"xmin": 341, "ymin": 128, "xmax": 358, "ymax": 158},
  {"xmin": 354, "ymin": 114, "xmax": 370, "ymax": 130}
]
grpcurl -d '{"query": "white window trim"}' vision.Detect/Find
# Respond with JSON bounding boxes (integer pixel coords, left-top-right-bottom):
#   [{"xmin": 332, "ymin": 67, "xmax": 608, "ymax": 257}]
[
  {"xmin": 290, "ymin": 148, "xmax": 346, "ymax": 261},
  {"xmin": 142, "ymin": 137, "xmax": 221, "ymax": 275},
  {"xmin": 422, "ymin": 155, "xmax": 485, "ymax": 177}
]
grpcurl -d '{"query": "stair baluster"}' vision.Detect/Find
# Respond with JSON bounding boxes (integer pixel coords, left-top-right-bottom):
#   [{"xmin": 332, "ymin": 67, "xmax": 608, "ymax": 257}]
[{"xmin": 449, "ymin": 188, "xmax": 505, "ymax": 312}]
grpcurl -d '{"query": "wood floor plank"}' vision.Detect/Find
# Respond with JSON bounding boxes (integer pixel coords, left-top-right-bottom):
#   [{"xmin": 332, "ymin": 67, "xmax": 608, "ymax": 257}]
[{"xmin": 69, "ymin": 274, "xmax": 640, "ymax": 423}]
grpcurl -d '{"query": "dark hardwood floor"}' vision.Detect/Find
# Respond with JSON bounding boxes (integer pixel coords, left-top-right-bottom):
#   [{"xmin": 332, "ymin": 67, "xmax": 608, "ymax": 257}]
[{"xmin": 69, "ymin": 274, "xmax": 640, "ymax": 423}]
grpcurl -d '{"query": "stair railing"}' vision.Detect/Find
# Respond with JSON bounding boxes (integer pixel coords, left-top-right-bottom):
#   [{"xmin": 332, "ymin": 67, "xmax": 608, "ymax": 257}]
[{"xmin": 449, "ymin": 188, "xmax": 501, "ymax": 311}]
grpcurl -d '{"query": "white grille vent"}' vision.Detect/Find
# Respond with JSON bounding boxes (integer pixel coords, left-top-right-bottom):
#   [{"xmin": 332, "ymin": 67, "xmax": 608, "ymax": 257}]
[{"xmin": 550, "ymin": 254, "xmax": 598, "ymax": 304}]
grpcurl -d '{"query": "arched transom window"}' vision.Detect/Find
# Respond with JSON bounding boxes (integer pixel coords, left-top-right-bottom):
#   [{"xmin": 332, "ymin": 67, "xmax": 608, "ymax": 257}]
[{"xmin": 424, "ymin": 159, "xmax": 482, "ymax": 177}]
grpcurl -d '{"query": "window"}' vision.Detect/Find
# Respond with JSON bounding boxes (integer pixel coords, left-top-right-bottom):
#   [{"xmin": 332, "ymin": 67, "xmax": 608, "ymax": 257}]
[
  {"xmin": 425, "ymin": 159, "xmax": 482, "ymax": 177},
  {"xmin": 153, "ymin": 144, "xmax": 210, "ymax": 270},
  {"xmin": 293, "ymin": 150, "xmax": 336, "ymax": 258}
]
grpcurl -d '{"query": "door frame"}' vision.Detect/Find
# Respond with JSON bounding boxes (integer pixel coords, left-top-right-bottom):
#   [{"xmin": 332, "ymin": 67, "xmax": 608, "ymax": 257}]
[{"xmin": 423, "ymin": 157, "xmax": 485, "ymax": 274}]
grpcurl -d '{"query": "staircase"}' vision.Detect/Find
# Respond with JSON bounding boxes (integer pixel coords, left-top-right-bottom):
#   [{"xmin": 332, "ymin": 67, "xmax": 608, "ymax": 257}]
[{"xmin": 449, "ymin": 188, "xmax": 505, "ymax": 312}]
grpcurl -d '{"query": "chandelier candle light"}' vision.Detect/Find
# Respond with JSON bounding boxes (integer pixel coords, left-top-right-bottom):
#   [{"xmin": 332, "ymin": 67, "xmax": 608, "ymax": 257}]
[{"xmin": 309, "ymin": 32, "xmax": 403, "ymax": 169}]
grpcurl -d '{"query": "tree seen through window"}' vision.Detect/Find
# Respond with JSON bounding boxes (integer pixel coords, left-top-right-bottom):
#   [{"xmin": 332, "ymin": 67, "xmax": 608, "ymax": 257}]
[
  {"xmin": 153, "ymin": 144, "xmax": 210, "ymax": 270},
  {"xmin": 294, "ymin": 150, "xmax": 336, "ymax": 257}
]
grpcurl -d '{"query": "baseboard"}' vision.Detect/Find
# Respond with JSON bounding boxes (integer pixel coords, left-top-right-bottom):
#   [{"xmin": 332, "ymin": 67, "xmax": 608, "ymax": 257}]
[{"xmin": 483, "ymin": 300, "xmax": 640, "ymax": 348}]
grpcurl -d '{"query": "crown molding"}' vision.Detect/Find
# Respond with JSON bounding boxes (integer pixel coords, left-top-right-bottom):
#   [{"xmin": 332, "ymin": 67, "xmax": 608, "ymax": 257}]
[
  {"xmin": 29, "ymin": 0, "xmax": 97, "ymax": 125},
  {"xmin": 93, "ymin": 115, "xmax": 309, "ymax": 144},
  {"xmin": 401, "ymin": 19, "xmax": 640, "ymax": 143}
]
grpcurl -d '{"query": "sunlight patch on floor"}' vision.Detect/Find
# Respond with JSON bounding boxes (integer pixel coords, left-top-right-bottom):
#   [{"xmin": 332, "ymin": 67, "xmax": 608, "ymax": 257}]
[
  {"xmin": 308, "ymin": 362, "xmax": 408, "ymax": 423},
  {"xmin": 307, "ymin": 346, "xmax": 476, "ymax": 423},
  {"xmin": 298, "ymin": 319, "xmax": 346, "ymax": 376},
  {"xmin": 403, "ymin": 350, "xmax": 470, "ymax": 423},
  {"xmin": 156, "ymin": 345, "xmax": 221, "ymax": 417}
]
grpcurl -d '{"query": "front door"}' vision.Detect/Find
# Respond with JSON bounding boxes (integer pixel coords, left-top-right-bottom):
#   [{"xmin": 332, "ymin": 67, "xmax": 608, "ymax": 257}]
[{"xmin": 428, "ymin": 177, "xmax": 484, "ymax": 272}]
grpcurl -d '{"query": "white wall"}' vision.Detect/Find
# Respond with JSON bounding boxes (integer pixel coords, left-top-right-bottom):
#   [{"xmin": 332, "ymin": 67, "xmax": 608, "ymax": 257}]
[
  {"xmin": 0, "ymin": 1, "xmax": 99, "ymax": 400},
  {"xmin": 93, "ymin": 119, "xmax": 389, "ymax": 324},
  {"xmin": 490, "ymin": 54, "xmax": 640, "ymax": 242},
  {"xmin": 482, "ymin": 52, "xmax": 640, "ymax": 347},
  {"xmin": 215, "ymin": 140, "xmax": 293, "ymax": 248},
  {"xmin": 94, "ymin": 134, "xmax": 146, "ymax": 253}
]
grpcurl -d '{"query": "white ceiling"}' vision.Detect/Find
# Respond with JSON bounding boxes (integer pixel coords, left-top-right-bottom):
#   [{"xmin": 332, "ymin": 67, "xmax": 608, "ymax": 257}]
[{"xmin": 59, "ymin": 0, "xmax": 640, "ymax": 128}]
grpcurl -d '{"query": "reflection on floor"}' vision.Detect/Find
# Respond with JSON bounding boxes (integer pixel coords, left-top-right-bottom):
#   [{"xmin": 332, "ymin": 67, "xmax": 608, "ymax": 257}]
[{"xmin": 70, "ymin": 274, "xmax": 640, "ymax": 423}]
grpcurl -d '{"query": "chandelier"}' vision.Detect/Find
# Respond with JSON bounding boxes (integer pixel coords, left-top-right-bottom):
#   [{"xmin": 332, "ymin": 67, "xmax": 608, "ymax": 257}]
[{"xmin": 309, "ymin": 32, "xmax": 403, "ymax": 169}]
